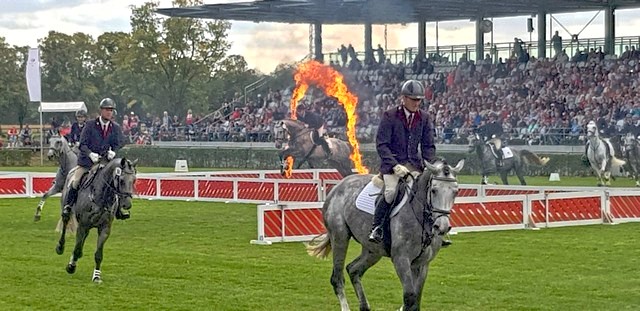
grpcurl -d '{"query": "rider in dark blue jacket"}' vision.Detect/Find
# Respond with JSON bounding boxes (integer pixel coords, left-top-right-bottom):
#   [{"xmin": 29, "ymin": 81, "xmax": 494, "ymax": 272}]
[
  {"xmin": 62, "ymin": 98, "xmax": 126, "ymax": 220},
  {"xmin": 297, "ymin": 105, "xmax": 332, "ymax": 156},
  {"xmin": 66, "ymin": 110, "xmax": 88, "ymax": 146}
]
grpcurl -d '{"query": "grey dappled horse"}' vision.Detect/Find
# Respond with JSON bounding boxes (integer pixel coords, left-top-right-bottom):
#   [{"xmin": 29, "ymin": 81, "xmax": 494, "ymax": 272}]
[
  {"xmin": 273, "ymin": 119, "xmax": 354, "ymax": 178},
  {"xmin": 55, "ymin": 158, "xmax": 137, "ymax": 283},
  {"xmin": 306, "ymin": 159, "xmax": 464, "ymax": 311},
  {"xmin": 622, "ymin": 133, "xmax": 640, "ymax": 187},
  {"xmin": 469, "ymin": 133, "xmax": 549, "ymax": 185},
  {"xmin": 586, "ymin": 121, "xmax": 625, "ymax": 186},
  {"xmin": 34, "ymin": 135, "xmax": 78, "ymax": 221}
]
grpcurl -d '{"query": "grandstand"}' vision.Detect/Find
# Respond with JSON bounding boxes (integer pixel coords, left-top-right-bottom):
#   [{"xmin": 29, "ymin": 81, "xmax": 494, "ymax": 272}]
[{"xmin": 143, "ymin": 1, "xmax": 640, "ymax": 149}]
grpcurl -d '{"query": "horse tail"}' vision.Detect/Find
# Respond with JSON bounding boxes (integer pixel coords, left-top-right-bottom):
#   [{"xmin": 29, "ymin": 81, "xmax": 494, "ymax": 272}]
[
  {"xmin": 305, "ymin": 233, "xmax": 331, "ymax": 259},
  {"xmin": 519, "ymin": 150, "xmax": 550, "ymax": 166},
  {"xmin": 611, "ymin": 156, "xmax": 626, "ymax": 167},
  {"xmin": 55, "ymin": 215, "xmax": 78, "ymax": 235}
]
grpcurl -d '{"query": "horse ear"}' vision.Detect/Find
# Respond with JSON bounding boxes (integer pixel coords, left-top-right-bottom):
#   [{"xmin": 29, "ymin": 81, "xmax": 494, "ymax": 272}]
[
  {"xmin": 451, "ymin": 159, "xmax": 465, "ymax": 174},
  {"xmin": 131, "ymin": 159, "xmax": 139, "ymax": 167},
  {"xmin": 120, "ymin": 158, "xmax": 126, "ymax": 167},
  {"xmin": 424, "ymin": 160, "xmax": 441, "ymax": 173}
]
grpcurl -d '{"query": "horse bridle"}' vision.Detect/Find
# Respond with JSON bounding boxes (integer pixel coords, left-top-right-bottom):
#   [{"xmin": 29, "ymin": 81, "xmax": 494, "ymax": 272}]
[
  {"xmin": 102, "ymin": 166, "xmax": 136, "ymax": 206},
  {"xmin": 406, "ymin": 172, "xmax": 458, "ymax": 250},
  {"xmin": 275, "ymin": 122, "xmax": 312, "ymax": 146}
]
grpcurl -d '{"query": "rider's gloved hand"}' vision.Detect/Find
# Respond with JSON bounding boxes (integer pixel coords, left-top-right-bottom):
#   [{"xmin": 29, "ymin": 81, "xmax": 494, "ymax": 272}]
[
  {"xmin": 107, "ymin": 150, "xmax": 116, "ymax": 160},
  {"xmin": 393, "ymin": 164, "xmax": 410, "ymax": 178},
  {"xmin": 89, "ymin": 152, "xmax": 100, "ymax": 163}
]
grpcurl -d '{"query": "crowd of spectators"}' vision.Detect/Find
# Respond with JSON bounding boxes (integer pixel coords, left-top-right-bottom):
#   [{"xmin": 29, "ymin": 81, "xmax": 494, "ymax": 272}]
[
  {"xmin": 7, "ymin": 42, "xmax": 640, "ymax": 149},
  {"xmin": 117, "ymin": 43, "xmax": 640, "ymax": 146}
]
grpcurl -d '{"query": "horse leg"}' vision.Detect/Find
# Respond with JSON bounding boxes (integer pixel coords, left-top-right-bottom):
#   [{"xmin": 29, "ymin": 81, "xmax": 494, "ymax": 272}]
[
  {"xmin": 514, "ymin": 164, "xmax": 527, "ymax": 185},
  {"xmin": 92, "ymin": 224, "xmax": 112, "ymax": 283},
  {"xmin": 66, "ymin": 225, "xmax": 89, "ymax": 274},
  {"xmin": 480, "ymin": 175, "xmax": 488, "ymax": 185},
  {"xmin": 329, "ymin": 232, "xmax": 351, "ymax": 311},
  {"xmin": 55, "ymin": 208, "xmax": 72, "ymax": 255},
  {"xmin": 34, "ymin": 185, "xmax": 60, "ymax": 222},
  {"xmin": 499, "ymin": 169, "xmax": 509, "ymax": 185},
  {"xmin": 392, "ymin": 256, "xmax": 418, "ymax": 311},
  {"xmin": 346, "ymin": 249, "xmax": 382, "ymax": 311},
  {"xmin": 412, "ymin": 263, "xmax": 430, "ymax": 308}
]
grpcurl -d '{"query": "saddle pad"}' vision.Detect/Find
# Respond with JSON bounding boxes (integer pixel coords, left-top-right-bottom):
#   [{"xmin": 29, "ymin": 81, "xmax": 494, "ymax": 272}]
[
  {"xmin": 355, "ymin": 180, "xmax": 411, "ymax": 218},
  {"xmin": 502, "ymin": 147, "xmax": 514, "ymax": 159}
]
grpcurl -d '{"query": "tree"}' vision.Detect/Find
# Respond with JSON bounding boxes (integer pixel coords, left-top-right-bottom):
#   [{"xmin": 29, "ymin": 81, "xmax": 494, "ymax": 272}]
[
  {"xmin": 121, "ymin": 0, "xmax": 232, "ymax": 115},
  {"xmin": 207, "ymin": 54, "xmax": 263, "ymax": 107},
  {"xmin": 95, "ymin": 31, "xmax": 135, "ymax": 113},
  {"xmin": 39, "ymin": 31, "xmax": 100, "ymax": 108},
  {"xmin": 0, "ymin": 37, "xmax": 31, "ymax": 127}
]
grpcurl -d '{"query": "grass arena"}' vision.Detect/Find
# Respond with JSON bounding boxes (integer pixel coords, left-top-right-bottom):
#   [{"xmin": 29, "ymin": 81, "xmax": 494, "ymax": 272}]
[{"xmin": 1, "ymin": 167, "xmax": 640, "ymax": 310}]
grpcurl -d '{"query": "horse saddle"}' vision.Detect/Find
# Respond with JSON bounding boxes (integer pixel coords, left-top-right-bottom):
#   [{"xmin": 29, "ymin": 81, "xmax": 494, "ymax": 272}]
[
  {"xmin": 501, "ymin": 147, "xmax": 514, "ymax": 159},
  {"xmin": 79, "ymin": 164, "xmax": 105, "ymax": 191}
]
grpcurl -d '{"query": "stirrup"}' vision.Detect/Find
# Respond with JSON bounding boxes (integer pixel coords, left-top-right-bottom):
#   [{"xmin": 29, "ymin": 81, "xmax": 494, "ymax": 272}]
[{"xmin": 368, "ymin": 226, "xmax": 383, "ymax": 243}]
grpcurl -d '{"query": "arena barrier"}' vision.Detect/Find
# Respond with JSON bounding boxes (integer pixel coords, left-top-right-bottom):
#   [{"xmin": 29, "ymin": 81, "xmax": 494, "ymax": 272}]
[
  {"xmin": 4, "ymin": 169, "xmax": 640, "ymax": 203},
  {"xmin": 254, "ymin": 190, "xmax": 640, "ymax": 243}
]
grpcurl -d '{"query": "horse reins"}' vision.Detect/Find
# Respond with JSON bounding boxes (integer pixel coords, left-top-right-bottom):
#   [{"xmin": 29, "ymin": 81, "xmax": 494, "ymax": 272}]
[{"xmin": 406, "ymin": 173, "xmax": 457, "ymax": 251}]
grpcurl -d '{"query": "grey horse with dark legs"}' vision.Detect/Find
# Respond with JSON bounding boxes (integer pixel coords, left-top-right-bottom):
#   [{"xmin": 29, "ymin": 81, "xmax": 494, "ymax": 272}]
[
  {"xmin": 585, "ymin": 121, "xmax": 626, "ymax": 186},
  {"xmin": 273, "ymin": 119, "xmax": 354, "ymax": 178},
  {"xmin": 34, "ymin": 135, "xmax": 78, "ymax": 221},
  {"xmin": 622, "ymin": 133, "xmax": 640, "ymax": 187},
  {"xmin": 469, "ymin": 133, "xmax": 549, "ymax": 185},
  {"xmin": 307, "ymin": 159, "xmax": 464, "ymax": 311},
  {"xmin": 55, "ymin": 158, "xmax": 137, "ymax": 283}
]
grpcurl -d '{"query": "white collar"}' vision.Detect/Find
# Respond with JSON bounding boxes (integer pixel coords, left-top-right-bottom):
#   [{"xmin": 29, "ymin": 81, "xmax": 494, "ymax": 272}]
[
  {"xmin": 99, "ymin": 117, "xmax": 111, "ymax": 127},
  {"xmin": 403, "ymin": 107, "xmax": 416, "ymax": 119}
]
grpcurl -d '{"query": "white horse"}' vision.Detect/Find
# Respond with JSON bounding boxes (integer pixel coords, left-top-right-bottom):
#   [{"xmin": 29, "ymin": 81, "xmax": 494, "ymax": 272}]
[{"xmin": 585, "ymin": 121, "xmax": 625, "ymax": 186}]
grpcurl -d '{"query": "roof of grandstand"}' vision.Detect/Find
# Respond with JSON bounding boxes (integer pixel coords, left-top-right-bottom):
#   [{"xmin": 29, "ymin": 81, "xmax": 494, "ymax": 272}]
[{"xmin": 156, "ymin": 0, "xmax": 640, "ymax": 24}]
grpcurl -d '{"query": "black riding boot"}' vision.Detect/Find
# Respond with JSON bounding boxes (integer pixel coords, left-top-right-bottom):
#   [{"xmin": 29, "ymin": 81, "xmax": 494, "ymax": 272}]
[
  {"xmin": 368, "ymin": 199, "xmax": 391, "ymax": 243},
  {"xmin": 62, "ymin": 187, "xmax": 79, "ymax": 218}
]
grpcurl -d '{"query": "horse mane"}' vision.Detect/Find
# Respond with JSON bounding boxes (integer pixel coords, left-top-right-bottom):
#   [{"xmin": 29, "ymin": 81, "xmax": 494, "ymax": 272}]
[
  {"xmin": 283, "ymin": 119, "xmax": 306, "ymax": 132},
  {"xmin": 92, "ymin": 159, "xmax": 123, "ymax": 208}
]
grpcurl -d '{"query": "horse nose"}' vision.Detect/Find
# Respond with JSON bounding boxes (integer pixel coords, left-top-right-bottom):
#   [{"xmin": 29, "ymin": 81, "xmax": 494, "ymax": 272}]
[{"xmin": 121, "ymin": 197, "xmax": 132, "ymax": 209}]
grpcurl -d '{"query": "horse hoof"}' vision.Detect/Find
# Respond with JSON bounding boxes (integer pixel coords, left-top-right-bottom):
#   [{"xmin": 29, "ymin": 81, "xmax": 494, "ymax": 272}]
[
  {"xmin": 66, "ymin": 264, "xmax": 76, "ymax": 274},
  {"xmin": 92, "ymin": 277, "xmax": 102, "ymax": 284},
  {"xmin": 33, "ymin": 215, "xmax": 41, "ymax": 222},
  {"xmin": 55, "ymin": 244, "xmax": 64, "ymax": 255}
]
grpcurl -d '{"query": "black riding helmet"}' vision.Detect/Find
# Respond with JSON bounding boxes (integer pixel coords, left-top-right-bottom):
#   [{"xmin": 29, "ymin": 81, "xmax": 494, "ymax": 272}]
[{"xmin": 99, "ymin": 98, "xmax": 116, "ymax": 109}]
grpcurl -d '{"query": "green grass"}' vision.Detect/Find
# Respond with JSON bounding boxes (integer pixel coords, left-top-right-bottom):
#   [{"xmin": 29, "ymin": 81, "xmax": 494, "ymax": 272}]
[
  {"xmin": 1, "ymin": 198, "xmax": 639, "ymax": 310},
  {"xmin": 1, "ymin": 166, "xmax": 639, "ymax": 187}
]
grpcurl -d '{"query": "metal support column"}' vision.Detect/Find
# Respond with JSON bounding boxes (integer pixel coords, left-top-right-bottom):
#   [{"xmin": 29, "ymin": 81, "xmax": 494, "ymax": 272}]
[
  {"xmin": 604, "ymin": 6, "xmax": 615, "ymax": 55},
  {"xmin": 364, "ymin": 22, "xmax": 373, "ymax": 65},
  {"xmin": 418, "ymin": 20, "xmax": 426, "ymax": 60},
  {"xmin": 537, "ymin": 11, "xmax": 547, "ymax": 58},
  {"xmin": 314, "ymin": 22, "xmax": 323, "ymax": 62},
  {"xmin": 475, "ymin": 18, "xmax": 484, "ymax": 61}
]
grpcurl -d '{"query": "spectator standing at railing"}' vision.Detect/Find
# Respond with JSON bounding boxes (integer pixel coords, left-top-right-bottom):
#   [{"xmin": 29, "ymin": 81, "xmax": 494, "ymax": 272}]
[{"xmin": 551, "ymin": 31, "xmax": 563, "ymax": 57}]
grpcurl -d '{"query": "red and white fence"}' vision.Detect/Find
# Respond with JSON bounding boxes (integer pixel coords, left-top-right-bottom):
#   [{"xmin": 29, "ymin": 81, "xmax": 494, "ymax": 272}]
[
  {"xmin": 2, "ymin": 169, "xmax": 640, "ymax": 244},
  {"xmin": 255, "ymin": 190, "xmax": 640, "ymax": 243}
]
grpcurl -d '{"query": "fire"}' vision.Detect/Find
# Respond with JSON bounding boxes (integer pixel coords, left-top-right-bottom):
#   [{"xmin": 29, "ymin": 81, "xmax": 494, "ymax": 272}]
[
  {"xmin": 289, "ymin": 60, "xmax": 369, "ymax": 175},
  {"xmin": 284, "ymin": 156, "xmax": 294, "ymax": 178}
]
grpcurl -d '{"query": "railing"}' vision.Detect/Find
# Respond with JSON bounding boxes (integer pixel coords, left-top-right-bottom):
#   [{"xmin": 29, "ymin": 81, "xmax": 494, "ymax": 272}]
[{"xmin": 324, "ymin": 35, "xmax": 640, "ymax": 66}]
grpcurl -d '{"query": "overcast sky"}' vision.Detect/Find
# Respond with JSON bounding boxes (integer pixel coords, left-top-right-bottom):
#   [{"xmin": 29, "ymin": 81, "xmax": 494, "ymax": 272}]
[{"xmin": 2, "ymin": 0, "xmax": 640, "ymax": 73}]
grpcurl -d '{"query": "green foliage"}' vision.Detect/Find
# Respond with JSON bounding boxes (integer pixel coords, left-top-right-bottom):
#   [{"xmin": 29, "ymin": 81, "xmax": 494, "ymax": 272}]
[
  {"xmin": 0, "ymin": 0, "xmax": 268, "ymax": 123},
  {"xmin": 0, "ymin": 150, "xmax": 32, "ymax": 166},
  {"xmin": 0, "ymin": 38, "xmax": 31, "ymax": 126}
]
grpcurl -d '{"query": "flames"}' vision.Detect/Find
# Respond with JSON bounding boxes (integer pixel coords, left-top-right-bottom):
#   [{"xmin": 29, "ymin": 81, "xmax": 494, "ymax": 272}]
[
  {"xmin": 284, "ymin": 156, "xmax": 294, "ymax": 178},
  {"xmin": 288, "ymin": 60, "xmax": 369, "ymax": 175}
]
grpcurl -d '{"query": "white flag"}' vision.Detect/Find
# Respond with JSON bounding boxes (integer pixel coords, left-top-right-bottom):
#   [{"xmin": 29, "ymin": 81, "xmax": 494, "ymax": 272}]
[{"xmin": 26, "ymin": 47, "xmax": 41, "ymax": 102}]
